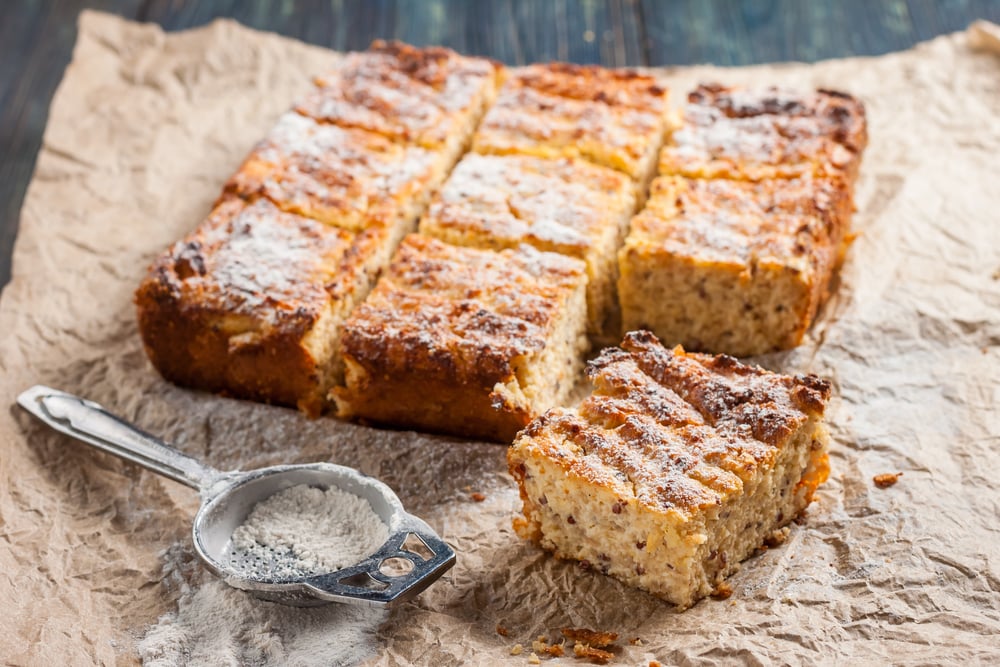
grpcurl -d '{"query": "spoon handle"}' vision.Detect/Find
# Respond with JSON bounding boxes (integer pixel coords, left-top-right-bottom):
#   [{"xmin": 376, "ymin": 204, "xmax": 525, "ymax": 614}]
[{"xmin": 17, "ymin": 385, "xmax": 219, "ymax": 490}]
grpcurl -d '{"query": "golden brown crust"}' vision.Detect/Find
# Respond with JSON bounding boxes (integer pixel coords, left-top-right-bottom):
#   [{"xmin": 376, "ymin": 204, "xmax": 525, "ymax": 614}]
[
  {"xmin": 295, "ymin": 40, "xmax": 502, "ymax": 149},
  {"xmin": 630, "ymin": 175, "xmax": 851, "ymax": 274},
  {"xmin": 223, "ymin": 112, "xmax": 441, "ymax": 232},
  {"xmin": 135, "ymin": 198, "xmax": 381, "ymax": 415},
  {"xmin": 336, "ymin": 235, "xmax": 587, "ymax": 442},
  {"xmin": 660, "ymin": 84, "xmax": 867, "ymax": 182},
  {"xmin": 473, "ymin": 63, "xmax": 670, "ymax": 179},
  {"xmin": 513, "ymin": 330, "xmax": 830, "ymax": 517}
]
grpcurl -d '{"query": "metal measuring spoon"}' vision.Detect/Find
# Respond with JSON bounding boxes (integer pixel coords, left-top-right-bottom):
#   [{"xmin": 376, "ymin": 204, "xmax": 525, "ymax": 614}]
[{"xmin": 16, "ymin": 385, "xmax": 456, "ymax": 607}]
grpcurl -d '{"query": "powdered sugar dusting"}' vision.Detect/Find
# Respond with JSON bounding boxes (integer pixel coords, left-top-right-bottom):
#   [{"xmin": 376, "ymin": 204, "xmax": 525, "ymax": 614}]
[{"xmin": 226, "ymin": 484, "xmax": 389, "ymax": 580}]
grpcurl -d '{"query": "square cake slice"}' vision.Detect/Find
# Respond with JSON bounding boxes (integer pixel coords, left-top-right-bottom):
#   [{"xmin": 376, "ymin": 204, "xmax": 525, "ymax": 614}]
[
  {"xmin": 418, "ymin": 153, "xmax": 637, "ymax": 339},
  {"xmin": 618, "ymin": 175, "xmax": 852, "ymax": 357},
  {"xmin": 334, "ymin": 235, "xmax": 589, "ymax": 443},
  {"xmin": 224, "ymin": 112, "xmax": 447, "ymax": 251},
  {"xmin": 295, "ymin": 40, "xmax": 502, "ymax": 164},
  {"xmin": 472, "ymin": 63, "xmax": 670, "ymax": 189},
  {"xmin": 659, "ymin": 84, "xmax": 867, "ymax": 183},
  {"xmin": 508, "ymin": 330, "xmax": 832, "ymax": 608},
  {"xmin": 135, "ymin": 198, "xmax": 389, "ymax": 416}
]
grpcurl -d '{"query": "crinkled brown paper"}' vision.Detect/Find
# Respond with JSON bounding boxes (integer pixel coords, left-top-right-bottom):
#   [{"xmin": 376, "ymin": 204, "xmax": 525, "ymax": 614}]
[{"xmin": 2, "ymin": 10, "xmax": 999, "ymax": 666}]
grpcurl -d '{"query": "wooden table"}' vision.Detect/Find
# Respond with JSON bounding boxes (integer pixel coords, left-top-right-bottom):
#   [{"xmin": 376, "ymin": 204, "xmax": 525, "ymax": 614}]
[{"xmin": 2, "ymin": 0, "xmax": 997, "ymax": 290}]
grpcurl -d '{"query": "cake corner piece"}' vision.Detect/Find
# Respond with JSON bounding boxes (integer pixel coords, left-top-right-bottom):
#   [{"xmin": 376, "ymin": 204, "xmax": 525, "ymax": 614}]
[{"xmin": 507, "ymin": 330, "xmax": 832, "ymax": 608}]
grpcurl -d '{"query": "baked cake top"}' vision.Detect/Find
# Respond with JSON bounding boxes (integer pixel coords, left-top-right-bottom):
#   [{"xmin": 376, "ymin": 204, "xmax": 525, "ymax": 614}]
[
  {"xmin": 660, "ymin": 84, "xmax": 867, "ymax": 181},
  {"xmin": 473, "ymin": 63, "xmax": 670, "ymax": 178},
  {"xmin": 420, "ymin": 153, "xmax": 635, "ymax": 254},
  {"xmin": 295, "ymin": 40, "xmax": 502, "ymax": 149},
  {"xmin": 516, "ymin": 331, "xmax": 831, "ymax": 518},
  {"xmin": 626, "ymin": 175, "xmax": 850, "ymax": 269},
  {"xmin": 139, "ymin": 197, "xmax": 377, "ymax": 332},
  {"xmin": 341, "ymin": 234, "xmax": 586, "ymax": 388},
  {"xmin": 224, "ymin": 113, "xmax": 440, "ymax": 232}
]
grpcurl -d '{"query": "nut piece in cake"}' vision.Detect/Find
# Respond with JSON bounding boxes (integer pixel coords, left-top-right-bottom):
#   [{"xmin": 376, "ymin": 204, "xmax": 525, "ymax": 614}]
[
  {"xmin": 508, "ymin": 330, "xmax": 832, "ymax": 608},
  {"xmin": 659, "ymin": 84, "xmax": 867, "ymax": 183},
  {"xmin": 334, "ymin": 235, "xmax": 589, "ymax": 443},
  {"xmin": 135, "ymin": 198, "xmax": 388, "ymax": 416},
  {"xmin": 224, "ymin": 112, "xmax": 447, "ymax": 250},
  {"xmin": 418, "ymin": 153, "xmax": 637, "ymax": 339},
  {"xmin": 472, "ymin": 63, "xmax": 670, "ymax": 188},
  {"xmin": 618, "ymin": 175, "xmax": 852, "ymax": 356},
  {"xmin": 295, "ymin": 40, "xmax": 502, "ymax": 163}
]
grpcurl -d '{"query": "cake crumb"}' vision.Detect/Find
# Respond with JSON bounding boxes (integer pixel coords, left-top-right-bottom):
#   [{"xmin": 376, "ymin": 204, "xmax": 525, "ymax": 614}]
[
  {"xmin": 561, "ymin": 628, "xmax": 618, "ymax": 647},
  {"xmin": 531, "ymin": 636, "xmax": 549, "ymax": 653},
  {"xmin": 650, "ymin": 661, "xmax": 663, "ymax": 667},
  {"xmin": 528, "ymin": 652, "xmax": 541, "ymax": 665},
  {"xmin": 511, "ymin": 643, "xmax": 524, "ymax": 656},
  {"xmin": 629, "ymin": 637, "xmax": 643, "ymax": 646},
  {"xmin": 496, "ymin": 625, "xmax": 509, "ymax": 637},
  {"xmin": 573, "ymin": 642, "xmax": 613, "ymax": 664},
  {"xmin": 544, "ymin": 642, "xmax": 565, "ymax": 657},
  {"xmin": 764, "ymin": 526, "xmax": 789, "ymax": 548},
  {"xmin": 711, "ymin": 582, "xmax": 733, "ymax": 600},
  {"xmin": 471, "ymin": 492, "xmax": 487, "ymax": 502},
  {"xmin": 873, "ymin": 472, "xmax": 902, "ymax": 488}
]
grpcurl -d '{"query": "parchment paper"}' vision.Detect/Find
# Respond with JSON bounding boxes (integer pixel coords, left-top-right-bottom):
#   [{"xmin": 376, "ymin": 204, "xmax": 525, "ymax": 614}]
[{"xmin": 2, "ymin": 10, "xmax": 999, "ymax": 665}]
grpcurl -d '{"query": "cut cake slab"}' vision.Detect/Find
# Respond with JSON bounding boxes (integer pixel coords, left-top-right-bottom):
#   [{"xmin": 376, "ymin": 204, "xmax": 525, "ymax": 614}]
[
  {"xmin": 295, "ymin": 40, "xmax": 502, "ymax": 164},
  {"xmin": 418, "ymin": 152, "xmax": 636, "ymax": 339},
  {"xmin": 472, "ymin": 63, "xmax": 670, "ymax": 190},
  {"xmin": 618, "ymin": 175, "xmax": 852, "ymax": 356},
  {"xmin": 334, "ymin": 235, "xmax": 589, "ymax": 443},
  {"xmin": 223, "ymin": 112, "xmax": 447, "ymax": 252},
  {"xmin": 659, "ymin": 84, "xmax": 867, "ymax": 183},
  {"xmin": 508, "ymin": 330, "xmax": 832, "ymax": 608},
  {"xmin": 135, "ymin": 198, "xmax": 388, "ymax": 416}
]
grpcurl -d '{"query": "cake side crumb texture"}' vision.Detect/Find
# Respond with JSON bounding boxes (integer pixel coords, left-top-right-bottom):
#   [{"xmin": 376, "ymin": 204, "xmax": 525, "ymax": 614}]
[{"xmin": 508, "ymin": 330, "xmax": 831, "ymax": 608}]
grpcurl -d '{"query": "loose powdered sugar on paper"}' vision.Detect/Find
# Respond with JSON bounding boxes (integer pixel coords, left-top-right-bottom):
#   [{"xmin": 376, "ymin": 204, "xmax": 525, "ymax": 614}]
[{"xmin": 1, "ymin": 11, "xmax": 1000, "ymax": 667}]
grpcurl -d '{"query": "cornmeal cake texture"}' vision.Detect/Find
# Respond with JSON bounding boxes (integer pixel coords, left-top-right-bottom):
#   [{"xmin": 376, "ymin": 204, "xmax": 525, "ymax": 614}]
[
  {"xmin": 223, "ymin": 112, "xmax": 447, "ymax": 252},
  {"xmin": 660, "ymin": 84, "xmax": 867, "ymax": 183},
  {"xmin": 618, "ymin": 175, "xmax": 852, "ymax": 356},
  {"xmin": 136, "ymin": 198, "xmax": 387, "ymax": 416},
  {"xmin": 472, "ymin": 63, "xmax": 670, "ymax": 189},
  {"xmin": 334, "ymin": 235, "xmax": 589, "ymax": 443},
  {"xmin": 418, "ymin": 152, "xmax": 636, "ymax": 339},
  {"xmin": 508, "ymin": 331, "xmax": 831, "ymax": 608},
  {"xmin": 296, "ymin": 40, "xmax": 502, "ymax": 166}
]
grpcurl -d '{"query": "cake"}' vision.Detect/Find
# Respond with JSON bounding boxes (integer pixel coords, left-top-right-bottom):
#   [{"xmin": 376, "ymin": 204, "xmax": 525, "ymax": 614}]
[
  {"xmin": 659, "ymin": 84, "xmax": 867, "ymax": 183},
  {"xmin": 508, "ymin": 330, "xmax": 832, "ymax": 608},
  {"xmin": 135, "ymin": 198, "xmax": 388, "ymax": 416},
  {"xmin": 418, "ymin": 152, "xmax": 636, "ymax": 339},
  {"xmin": 617, "ymin": 175, "xmax": 852, "ymax": 356},
  {"xmin": 295, "ymin": 40, "xmax": 502, "ymax": 167},
  {"xmin": 334, "ymin": 235, "xmax": 589, "ymax": 442},
  {"xmin": 472, "ymin": 63, "xmax": 670, "ymax": 191},
  {"xmin": 223, "ymin": 112, "xmax": 447, "ymax": 251}
]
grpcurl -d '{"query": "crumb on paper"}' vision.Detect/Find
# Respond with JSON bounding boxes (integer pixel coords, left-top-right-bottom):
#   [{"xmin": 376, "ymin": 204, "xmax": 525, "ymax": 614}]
[
  {"xmin": 471, "ymin": 492, "xmax": 487, "ymax": 502},
  {"xmin": 711, "ymin": 582, "xmax": 733, "ymax": 600},
  {"xmin": 629, "ymin": 637, "xmax": 643, "ymax": 646},
  {"xmin": 873, "ymin": 472, "xmax": 903, "ymax": 488},
  {"xmin": 511, "ymin": 643, "xmax": 523, "ymax": 656},
  {"xmin": 573, "ymin": 642, "xmax": 614, "ymax": 664},
  {"xmin": 496, "ymin": 624, "xmax": 509, "ymax": 637},
  {"xmin": 544, "ymin": 642, "xmax": 565, "ymax": 657},
  {"xmin": 561, "ymin": 627, "xmax": 618, "ymax": 648},
  {"xmin": 528, "ymin": 652, "xmax": 541, "ymax": 664},
  {"xmin": 764, "ymin": 526, "xmax": 790, "ymax": 548},
  {"xmin": 531, "ymin": 636, "xmax": 549, "ymax": 653}
]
